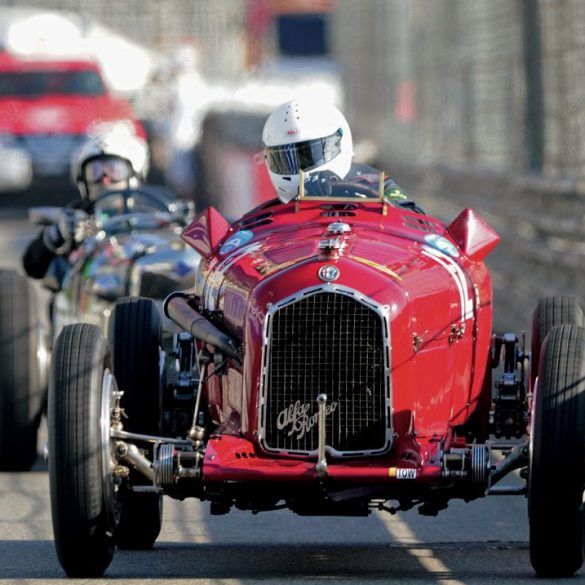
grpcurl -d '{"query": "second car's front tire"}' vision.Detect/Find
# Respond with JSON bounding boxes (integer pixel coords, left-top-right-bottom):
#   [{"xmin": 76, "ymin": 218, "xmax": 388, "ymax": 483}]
[{"xmin": 0, "ymin": 269, "xmax": 46, "ymax": 471}]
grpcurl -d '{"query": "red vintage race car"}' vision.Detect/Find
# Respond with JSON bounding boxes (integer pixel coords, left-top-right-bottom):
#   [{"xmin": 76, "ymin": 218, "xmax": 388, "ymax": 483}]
[{"xmin": 47, "ymin": 171, "xmax": 585, "ymax": 578}]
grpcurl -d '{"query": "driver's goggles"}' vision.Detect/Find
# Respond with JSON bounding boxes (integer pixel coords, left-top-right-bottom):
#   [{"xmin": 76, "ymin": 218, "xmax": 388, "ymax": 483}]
[
  {"xmin": 264, "ymin": 129, "xmax": 343, "ymax": 175},
  {"xmin": 83, "ymin": 156, "xmax": 132, "ymax": 184}
]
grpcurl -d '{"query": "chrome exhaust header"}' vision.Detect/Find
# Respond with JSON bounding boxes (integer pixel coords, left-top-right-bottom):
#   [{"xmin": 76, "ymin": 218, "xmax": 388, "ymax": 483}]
[
  {"xmin": 116, "ymin": 441, "xmax": 155, "ymax": 482},
  {"xmin": 164, "ymin": 292, "xmax": 241, "ymax": 361}
]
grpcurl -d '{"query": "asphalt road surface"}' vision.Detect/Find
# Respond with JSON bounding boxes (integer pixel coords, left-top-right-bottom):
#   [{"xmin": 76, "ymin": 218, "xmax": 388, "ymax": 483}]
[{"xmin": 0, "ymin": 205, "xmax": 582, "ymax": 585}]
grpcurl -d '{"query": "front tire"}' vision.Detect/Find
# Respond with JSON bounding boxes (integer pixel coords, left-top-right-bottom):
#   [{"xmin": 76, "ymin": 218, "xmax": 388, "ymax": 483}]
[
  {"xmin": 0, "ymin": 269, "xmax": 46, "ymax": 471},
  {"xmin": 109, "ymin": 297, "xmax": 163, "ymax": 550},
  {"xmin": 528, "ymin": 324, "xmax": 585, "ymax": 577},
  {"xmin": 48, "ymin": 324, "xmax": 116, "ymax": 578}
]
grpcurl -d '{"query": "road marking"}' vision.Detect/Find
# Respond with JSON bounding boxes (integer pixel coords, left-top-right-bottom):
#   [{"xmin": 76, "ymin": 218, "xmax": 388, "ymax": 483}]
[
  {"xmin": 379, "ymin": 513, "xmax": 467, "ymax": 584},
  {"xmin": 189, "ymin": 501, "xmax": 212, "ymax": 544},
  {"xmin": 162, "ymin": 499, "xmax": 212, "ymax": 544}
]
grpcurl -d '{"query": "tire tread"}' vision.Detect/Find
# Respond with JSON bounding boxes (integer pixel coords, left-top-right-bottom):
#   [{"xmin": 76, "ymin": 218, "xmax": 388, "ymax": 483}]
[
  {"xmin": 48, "ymin": 324, "xmax": 114, "ymax": 577},
  {"xmin": 109, "ymin": 297, "xmax": 163, "ymax": 550},
  {"xmin": 529, "ymin": 324, "xmax": 585, "ymax": 577},
  {"xmin": 0, "ymin": 270, "xmax": 42, "ymax": 470}
]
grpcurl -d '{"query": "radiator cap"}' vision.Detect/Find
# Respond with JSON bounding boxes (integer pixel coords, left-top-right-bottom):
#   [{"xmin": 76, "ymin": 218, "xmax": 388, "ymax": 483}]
[{"xmin": 326, "ymin": 222, "xmax": 351, "ymax": 235}]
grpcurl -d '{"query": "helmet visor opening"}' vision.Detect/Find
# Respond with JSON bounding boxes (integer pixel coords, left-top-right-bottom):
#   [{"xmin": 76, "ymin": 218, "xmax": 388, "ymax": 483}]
[
  {"xmin": 265, "ymin": 129, "xmax": 342, "ymax": 175},
  {"xmin": 83, "ymin": 156, "xmax": 132, "ymax": 184}
]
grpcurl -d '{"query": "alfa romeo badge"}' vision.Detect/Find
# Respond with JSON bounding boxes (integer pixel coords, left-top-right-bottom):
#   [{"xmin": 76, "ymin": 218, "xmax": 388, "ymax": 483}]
[{"xmin": 318, "ymin": 265, "xmax": 340, "ymax": 282}]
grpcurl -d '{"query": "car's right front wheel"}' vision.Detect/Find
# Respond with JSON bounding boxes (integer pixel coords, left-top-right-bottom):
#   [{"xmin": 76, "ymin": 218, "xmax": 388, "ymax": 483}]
[
  {"xmin": 528, "ymin": 323, "xmax": 585, "ymax": 577},
  {"xmin": 48, "ymin": 323, "xmax": 117, "ymax": 577}
]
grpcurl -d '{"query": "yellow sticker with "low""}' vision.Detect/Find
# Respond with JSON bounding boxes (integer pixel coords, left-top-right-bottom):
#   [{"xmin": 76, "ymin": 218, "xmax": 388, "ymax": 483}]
[{"xmin": 389, "ymin": 467, "xmax": 417, "ymax": 479}]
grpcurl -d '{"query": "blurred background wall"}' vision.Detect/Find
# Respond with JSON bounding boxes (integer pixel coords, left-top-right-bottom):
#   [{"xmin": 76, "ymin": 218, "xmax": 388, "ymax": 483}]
[
  {"xmin": 335, "ymin": 0, "xmax": 585, "ymax": 179},
  {"xmin": 1, "ymin": 0, "xmax": 585, "ymax": 330},
  {"xmin": 3, "ymin": 0, "xmax": 584, "ymax": 180}
]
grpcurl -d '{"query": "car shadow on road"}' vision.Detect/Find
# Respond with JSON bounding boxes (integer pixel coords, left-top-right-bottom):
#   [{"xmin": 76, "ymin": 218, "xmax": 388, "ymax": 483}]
[
  {"xmin": 0, "ymin": 540, "xmax": 539, "ymax": 581},
  {"xmin": 121, "ymin": 541, "xmax": 535, "ymax": 581}
]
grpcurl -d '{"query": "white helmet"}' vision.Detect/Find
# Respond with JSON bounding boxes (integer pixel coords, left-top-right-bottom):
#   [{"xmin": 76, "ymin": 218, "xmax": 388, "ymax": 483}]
[
  {"xmin": 72, "ymin": 125, "xmax": 150, "ymax": 200},
  {"xmin": 262, "ymin": 99, "xmax": 353, "ymax": 203}
]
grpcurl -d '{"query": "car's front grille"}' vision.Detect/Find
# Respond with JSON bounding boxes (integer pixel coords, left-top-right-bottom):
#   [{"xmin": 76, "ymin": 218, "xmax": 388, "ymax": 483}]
[{"xmin": 261, "ymin": 289, "xmax": 390, "ymax": 456}]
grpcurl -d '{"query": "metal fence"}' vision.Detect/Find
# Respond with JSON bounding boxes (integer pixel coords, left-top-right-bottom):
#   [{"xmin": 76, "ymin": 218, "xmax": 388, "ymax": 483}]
[{"xmin": 334, "ymin": 0, "xmax": 585, "ymax": 179}]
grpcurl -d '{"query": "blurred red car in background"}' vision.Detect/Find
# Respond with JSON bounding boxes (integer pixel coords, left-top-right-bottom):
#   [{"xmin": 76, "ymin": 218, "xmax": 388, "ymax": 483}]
[{"xmin": 0, "ymin": 51, "xmax": 145, "ymax": 190}]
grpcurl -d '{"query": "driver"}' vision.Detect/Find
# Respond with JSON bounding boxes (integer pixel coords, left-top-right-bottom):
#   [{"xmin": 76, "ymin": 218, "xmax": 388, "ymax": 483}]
[
  {"xmin": 22, "ymin": 126, "xmax": 149, "ymax": 279},
  {"xmin": 262, "ymin": 98, "xmax": 411, "ymax": 205}
]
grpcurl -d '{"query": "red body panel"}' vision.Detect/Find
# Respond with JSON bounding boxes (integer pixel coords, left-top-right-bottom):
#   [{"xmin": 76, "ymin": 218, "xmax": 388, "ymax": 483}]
[
  {"xmin": 183, "ymin": 197, "xmax": 499, "ymax": 480},
  {"xmin": 203, "ymin": 435, "xmax": 442, "ymax": 483}
]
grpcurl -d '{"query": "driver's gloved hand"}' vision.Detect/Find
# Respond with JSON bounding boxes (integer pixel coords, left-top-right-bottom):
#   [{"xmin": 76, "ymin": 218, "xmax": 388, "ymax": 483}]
[
  {"xmin": 305, "ymin": 170, "xmax": 340, "ymax": 196},
  {"xmin": 42, "ymin": 210, "xmax": 76, "ymax": 255}
]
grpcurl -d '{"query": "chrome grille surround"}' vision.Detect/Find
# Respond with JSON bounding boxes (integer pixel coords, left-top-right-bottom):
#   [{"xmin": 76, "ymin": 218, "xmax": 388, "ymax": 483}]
[{"xmin": 259, "ymin": 284, "xmax": 392, "ymax": 458}]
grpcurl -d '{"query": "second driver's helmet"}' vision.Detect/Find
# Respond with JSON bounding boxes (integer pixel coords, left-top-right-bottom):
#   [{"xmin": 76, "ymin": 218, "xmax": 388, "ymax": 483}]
[
  {"xmin": 262, "ymin": 99, "xmax": 353, "ymax": 203},
  {"xmin": 72, "ymin": 125, "xmax": 150, "ymax": 201}
]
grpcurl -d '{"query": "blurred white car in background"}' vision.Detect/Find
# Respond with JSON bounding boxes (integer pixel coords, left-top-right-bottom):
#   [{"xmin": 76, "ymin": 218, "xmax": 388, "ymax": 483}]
[{"xmin": 0, "ymin": 140, "xmax": 32, "ymax": 191}]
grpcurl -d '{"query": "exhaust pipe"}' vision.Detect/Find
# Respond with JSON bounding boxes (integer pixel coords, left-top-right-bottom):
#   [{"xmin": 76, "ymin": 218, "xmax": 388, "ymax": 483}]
[{"xmin": 164, "ymin": 292, "xmax": 241, "ymax": 361}]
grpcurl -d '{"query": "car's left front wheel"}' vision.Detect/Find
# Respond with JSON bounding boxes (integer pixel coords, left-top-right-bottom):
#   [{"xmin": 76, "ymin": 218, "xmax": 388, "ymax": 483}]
[
  {"xmin": 108, "ymin": 296, "xmax": 163, "ymax": 550},
  {"xmin": 528, "ymin": 324, "xmax": 585, "ymax": 577}
]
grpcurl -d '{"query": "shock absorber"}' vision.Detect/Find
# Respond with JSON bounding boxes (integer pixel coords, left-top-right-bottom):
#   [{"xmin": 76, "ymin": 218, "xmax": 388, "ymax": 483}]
[{"xmin": 490, "ymin": 333, "xmax": 528, "ymax": 438}]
